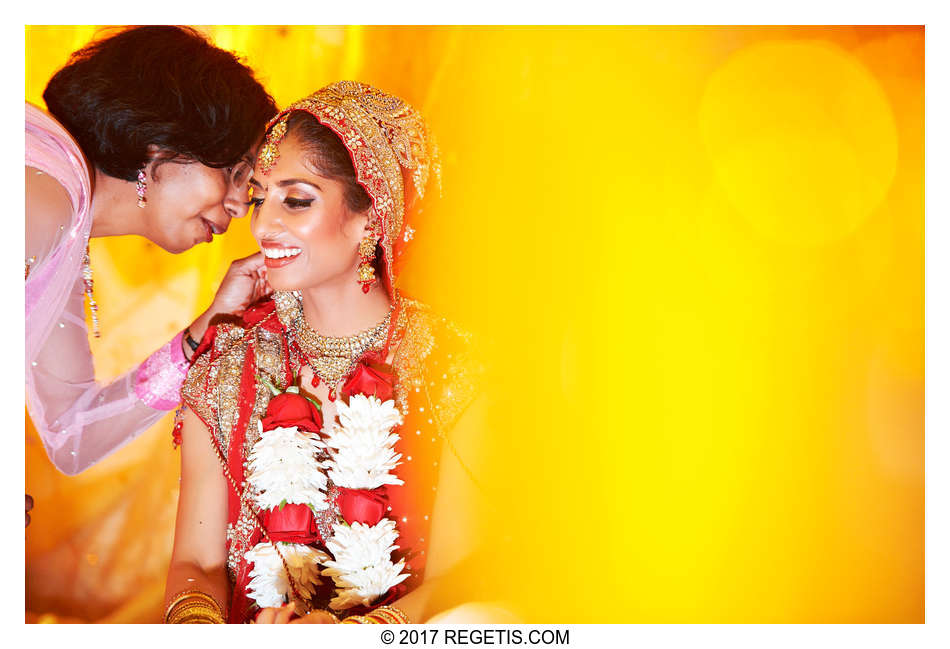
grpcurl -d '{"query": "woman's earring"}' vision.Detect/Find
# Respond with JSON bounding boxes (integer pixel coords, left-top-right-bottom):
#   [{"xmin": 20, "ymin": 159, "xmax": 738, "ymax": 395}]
[
  {"xmin": 357, "ymin": 235, "xmax": 378, "ymax": 293},
  {"xmin": 136, "ymin": 168, "xmax": 148, "ymax": 208}
]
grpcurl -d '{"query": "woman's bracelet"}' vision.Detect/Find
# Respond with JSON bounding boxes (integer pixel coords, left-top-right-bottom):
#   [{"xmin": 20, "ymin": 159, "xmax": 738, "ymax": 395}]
[
  {"xmin": 164, "ymin": 589, "xmax": 225, "ymax": 624},
  {"xmin": 185, "ymin": 328, "xmax": 201, "ymax": 353},
  {"xmin": 341, "ymin": 605, "xmax": 410, "ymax": 624},
  {"xmin": 182, "ymin": 328, "xmax": 200, "ymax": 362}
]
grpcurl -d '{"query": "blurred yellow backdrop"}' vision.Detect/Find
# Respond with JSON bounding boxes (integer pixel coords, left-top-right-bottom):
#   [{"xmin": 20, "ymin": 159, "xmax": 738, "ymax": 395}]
[{"xmin": 25, "ymin": 25, "xmax": 924, "ymax": 623}]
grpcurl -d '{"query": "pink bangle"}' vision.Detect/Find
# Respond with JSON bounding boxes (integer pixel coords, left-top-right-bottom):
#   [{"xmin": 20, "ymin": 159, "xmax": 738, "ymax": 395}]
[{"xmin": 134, "ymin": 331, "xmax": 189, "ymax": 410}]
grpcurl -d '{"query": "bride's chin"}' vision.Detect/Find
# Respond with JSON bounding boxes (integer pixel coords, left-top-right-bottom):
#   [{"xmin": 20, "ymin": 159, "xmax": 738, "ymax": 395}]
[
  {"xmin": 267, "ymin": 280, "xmax": 302, "ymax": 292},
  {"xmin": 262, "ymin": 267, "xmax": 300, "ymax": 292}
]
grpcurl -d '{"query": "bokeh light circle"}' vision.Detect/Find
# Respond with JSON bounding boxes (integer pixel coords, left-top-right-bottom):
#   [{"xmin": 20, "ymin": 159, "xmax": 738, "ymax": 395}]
[{"xmin": 699, "ymin": 40, "xmax": 898, "ymax": 246}]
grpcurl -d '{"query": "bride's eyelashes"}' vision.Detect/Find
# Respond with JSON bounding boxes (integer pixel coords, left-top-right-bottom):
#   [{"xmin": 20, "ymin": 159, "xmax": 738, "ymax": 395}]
[
  {"xmin": 245, "ymin": 196, "xmax": 315, "ymax": 209},
  {"xmin": 284, "ymin": 197, "xmax": 314, "ymax": 209}
]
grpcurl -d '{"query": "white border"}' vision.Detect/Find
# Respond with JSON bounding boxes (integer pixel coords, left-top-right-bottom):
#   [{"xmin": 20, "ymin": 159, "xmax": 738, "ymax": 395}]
[{"xmin": 6, "ymin": 8, "xmax": 945, "ymax": 646}]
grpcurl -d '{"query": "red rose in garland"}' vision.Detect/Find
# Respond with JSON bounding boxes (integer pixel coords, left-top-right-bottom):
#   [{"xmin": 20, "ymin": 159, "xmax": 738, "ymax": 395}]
[
  {"xmin": 336, "ymin": 486, "xmax": 388, "ymax": 526},
  {"xmin": 241, "ymin": 367, "xmax": 408, "ymax": 610},
  {"xmin": 260, "ymin": 502, "xmax": 321, "ymax": 544},
  {"xmin": 245, "ymin": 382, "xmax": 327, "ymax": 547},
  {"xmin": 262, "ymin": 391, "xmax": 323, "ymax": 433},
  {"xmin": 341, "ymin": 363, "xmax": 395, "ymax": 402}
]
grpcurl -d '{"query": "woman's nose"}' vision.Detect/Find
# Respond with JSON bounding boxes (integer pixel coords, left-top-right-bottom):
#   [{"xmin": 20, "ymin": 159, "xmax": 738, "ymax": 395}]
[{"xmin": 223, "ymin": 180, "xmax": 248, "ymax": 220}]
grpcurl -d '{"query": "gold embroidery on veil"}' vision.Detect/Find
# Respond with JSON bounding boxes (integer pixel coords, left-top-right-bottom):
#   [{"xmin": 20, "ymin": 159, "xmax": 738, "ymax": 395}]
[{"xmin": 259, "ymin": 81, "xmax": 442, "ymax": 291}]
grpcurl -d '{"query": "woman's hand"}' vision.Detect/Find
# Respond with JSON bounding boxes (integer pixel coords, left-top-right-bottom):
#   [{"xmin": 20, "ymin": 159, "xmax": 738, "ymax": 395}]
[
  {"xmin": 209, "ymin": 252, "xmax": 272, "ymax": 317},
  {"xmin": 186, "ymin": 252, "xmax": 272, "ymax": 346},
  {"xmin": 254, "ymin": 604, "xmax": 337, "ymax": 624}
]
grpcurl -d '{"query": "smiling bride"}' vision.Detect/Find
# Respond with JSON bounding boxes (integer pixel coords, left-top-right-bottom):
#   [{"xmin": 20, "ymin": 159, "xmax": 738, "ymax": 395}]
[{"xmin": 163, "ymin": 81, "xmax": 504, "ymax": 625}]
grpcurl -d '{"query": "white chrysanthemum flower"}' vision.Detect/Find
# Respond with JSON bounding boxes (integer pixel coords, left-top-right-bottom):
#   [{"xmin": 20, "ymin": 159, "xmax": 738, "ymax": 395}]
[
  {"xmin": 244, "ymin": 542, "xmax": 330, "ymax": 609},
  {"xmin": 323, "ymin": 394, "xmax": 404, "ymax": 490},
  {"xmin": 320, "ymin": 519, "xmax": 410, "ymax": 610},
  {"xmin": 247, "ymin": 424, "xmax": 329, "ymax": 511}
]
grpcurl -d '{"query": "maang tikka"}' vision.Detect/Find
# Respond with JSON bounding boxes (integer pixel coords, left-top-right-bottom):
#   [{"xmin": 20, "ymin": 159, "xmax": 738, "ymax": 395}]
[{"xmin": 258, "ymin": 115, "xmax": 289, "ymax": 175}]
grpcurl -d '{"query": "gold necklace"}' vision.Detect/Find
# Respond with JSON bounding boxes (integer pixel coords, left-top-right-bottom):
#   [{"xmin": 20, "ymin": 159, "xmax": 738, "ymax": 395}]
[{"xmin": 291, "ymin": 303, "xmax": 393, "ymax": 400}]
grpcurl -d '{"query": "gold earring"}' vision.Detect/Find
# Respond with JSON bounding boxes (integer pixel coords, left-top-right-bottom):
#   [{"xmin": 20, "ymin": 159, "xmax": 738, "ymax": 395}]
[{"xmin": 357, "ymin": 235, "xmax": 377, "ymax": 293}]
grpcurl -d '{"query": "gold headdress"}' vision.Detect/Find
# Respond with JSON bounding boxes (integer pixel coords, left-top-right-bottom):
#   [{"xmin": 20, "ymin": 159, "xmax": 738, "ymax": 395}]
[{"xmin": 259, "ymin": 81, "xmax": 441, "ymax": 292}]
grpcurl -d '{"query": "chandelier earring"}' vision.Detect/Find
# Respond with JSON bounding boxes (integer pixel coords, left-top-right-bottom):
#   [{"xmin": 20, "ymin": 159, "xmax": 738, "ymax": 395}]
[
  {"xmin": 357, "ymin": 234, "xmax": 378, "ymax": 293},
  {"xmin": 135, "ymin": 168, "xmax": 148, "ymax": 208}
]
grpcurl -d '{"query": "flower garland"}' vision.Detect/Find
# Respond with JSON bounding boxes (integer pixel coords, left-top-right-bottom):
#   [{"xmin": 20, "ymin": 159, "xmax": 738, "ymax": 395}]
[
  {"xmin": 245, "ymin": 542, "xmax": 329, "ymax": 609},
  {"xmin": 320, "ymin": 394, "xmax": 410, "ymax": 609},
  {"xmin": 242, "ymin": 367, "xmax": 410, "ymax": 613}
]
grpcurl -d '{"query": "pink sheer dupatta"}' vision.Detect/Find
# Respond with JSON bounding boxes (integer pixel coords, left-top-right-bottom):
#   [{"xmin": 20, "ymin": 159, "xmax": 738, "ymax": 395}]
[{"xmin": 26, "ymin": 103, "xmax": 189, "ymax": 475}]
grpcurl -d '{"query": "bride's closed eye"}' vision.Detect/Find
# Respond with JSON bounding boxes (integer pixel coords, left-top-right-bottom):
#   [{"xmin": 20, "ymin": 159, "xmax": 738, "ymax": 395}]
[
  {"xmin": 284, "ymin": 197, "xmax": 314, "ymax": 209},
  {"xmin": 245, "ymin": 196, "xmax": 314, "ymax": 209}
]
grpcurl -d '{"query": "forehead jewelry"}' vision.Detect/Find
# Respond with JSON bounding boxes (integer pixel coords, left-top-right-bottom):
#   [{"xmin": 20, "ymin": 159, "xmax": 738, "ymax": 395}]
[{"xmin": 258, "ymin": 115, "xmax": 289, "ymax": 175}]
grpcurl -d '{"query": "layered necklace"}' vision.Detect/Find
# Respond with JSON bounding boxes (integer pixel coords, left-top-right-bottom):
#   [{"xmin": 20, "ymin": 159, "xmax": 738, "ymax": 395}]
[{"xmin": 278, "ymin": 292, "xmax": 394, "ymax": 401}]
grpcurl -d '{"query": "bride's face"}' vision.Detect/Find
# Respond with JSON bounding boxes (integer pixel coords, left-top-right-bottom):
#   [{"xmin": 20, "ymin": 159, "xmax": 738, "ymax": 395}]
[{"xmin": 249, "ymin": 133, "xmax": 367, "ymax": 291}]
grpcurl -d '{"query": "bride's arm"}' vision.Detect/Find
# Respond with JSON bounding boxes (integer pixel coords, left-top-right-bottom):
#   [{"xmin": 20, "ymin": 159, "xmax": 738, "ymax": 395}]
[
  {"xmin": 163, "ymin": 408, "xmax": 230, "ymax": 622},
  {"xmin": 383, "ymin": 395, "xmax": 499, "ymax": 623}
]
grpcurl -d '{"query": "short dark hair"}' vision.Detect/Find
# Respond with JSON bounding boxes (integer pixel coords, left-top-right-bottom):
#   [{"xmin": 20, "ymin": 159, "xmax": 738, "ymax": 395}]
[
  {"xmin": 43, "ymin": 25, "xmax": 277, "ymax": 181},
  {"xmin": 284, "ymin": 111, "xmax": 374, "ymax": 214}
]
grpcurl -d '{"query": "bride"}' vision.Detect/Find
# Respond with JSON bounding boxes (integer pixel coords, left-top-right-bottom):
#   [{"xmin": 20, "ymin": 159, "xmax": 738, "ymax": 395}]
[{"xmin": 165, "ymin": 81, "xmax": 505, "ymax": 624}]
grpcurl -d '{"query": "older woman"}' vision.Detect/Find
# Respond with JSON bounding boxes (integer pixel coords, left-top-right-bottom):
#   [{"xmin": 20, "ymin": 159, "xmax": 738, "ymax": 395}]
[
  {"xmin": 26, "ymin": 26, "xmax": 277, "ymax": 476},
  {"xmin": 164, "ymin": 81, "xmax": 508, "ymax": 624}
]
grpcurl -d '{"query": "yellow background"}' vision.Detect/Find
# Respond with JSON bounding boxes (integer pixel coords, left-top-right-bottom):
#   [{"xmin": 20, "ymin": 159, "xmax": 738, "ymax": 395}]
[{"xmin": 25, "ymin": 25, "xmax": 924, "ymax": 623}]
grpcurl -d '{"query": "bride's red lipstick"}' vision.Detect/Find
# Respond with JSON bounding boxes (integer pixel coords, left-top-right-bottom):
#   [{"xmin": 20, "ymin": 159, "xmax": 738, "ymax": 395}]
[{"xmin": 262, "ymin": 247, "xmax": 303, "ymax": 269}]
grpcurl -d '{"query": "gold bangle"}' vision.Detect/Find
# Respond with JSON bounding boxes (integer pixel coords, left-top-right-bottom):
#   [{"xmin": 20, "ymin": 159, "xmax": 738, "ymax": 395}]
[
  {"xmin": 164, "ymin": 590, "xmax": 197, "ymax": 620},
  {"xmin": 374, "ymin": 605, "xmax": 410, "ymax": 624},
  {"xmin": 167, "ymin": 601, "xmax": 225, "ymax": 625},
  {"xmin": 165, "ymin": 590, "xmax": 225, "ymax": 624},
  {"xmin": 364, "ymin": 613, "xmax": 391, "ymax": 624},
  {"xmin": 166, "ymin": 589, "xmax": 222, "ymax": 610},
  {"xmin": 169, "ymin": 610, "xmax": 223, "ymax": 624},
  {"xmin": 341, "ymin": 614, "xmax": 376, "ymax": 624},
  {"xmin": 172, "ymin": 613, "xmax": 222, "ymax": 624},
  {"xmin": 167, "ymin": 603, "xmax": 224, "ymax": 625},
  {"xmin": 165, "ymin": 589, "xmax": 223, "ymax": 620},
  {"xmin": 366, "ymin": 609, "xmax": 400, "ymax": 624}
]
